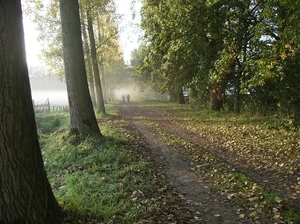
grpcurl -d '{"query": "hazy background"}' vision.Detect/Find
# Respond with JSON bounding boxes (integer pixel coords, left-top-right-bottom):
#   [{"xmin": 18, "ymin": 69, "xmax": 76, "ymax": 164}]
[
  {"xmin": 23, "ymin": 0, "xmax": 142, "ymax": 106},
  {"xmin": 29, "ymin": 66, "xmax": 68, "ymax": 105}
]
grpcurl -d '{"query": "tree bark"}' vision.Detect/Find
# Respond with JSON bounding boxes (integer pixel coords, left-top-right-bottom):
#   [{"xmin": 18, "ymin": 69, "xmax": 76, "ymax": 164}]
[
  {"xmin": 59, "ymin": 0, "xmax": 101, "ymax": 135},
  {"xmin": 87, "ymin": 11, "xmax": 106, "ymax": 114},
  {"xmin": 178, "ymin": 88, "xmax": 185, "ymax": 104},
  {"xmin": 100, "ymin": 65, "xmax": 108, "ymax": 103},
  {"xmin": 210, "ymin": 84, "xmax": 223, "ymax": 111},
  {"xmin": 81, "ymin": 6, "xmax": 97, "ymax": 107},
  {"xmin": 234, "ymin": 72, "xmax": 241, "ymax": 114},
  {"xmin": 0, "ymin": 1, "xmax": 62, "ymax": 223},
  {"xmin": 96, "ymin": 16, "xmax": 108, "ymax": 104}
]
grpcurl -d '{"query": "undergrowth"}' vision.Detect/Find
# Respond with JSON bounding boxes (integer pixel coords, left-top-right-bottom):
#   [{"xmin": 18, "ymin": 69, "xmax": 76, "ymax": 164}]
[{"xmin": 35, "ymin": 108, "xmax": 189, "ymax": 223}]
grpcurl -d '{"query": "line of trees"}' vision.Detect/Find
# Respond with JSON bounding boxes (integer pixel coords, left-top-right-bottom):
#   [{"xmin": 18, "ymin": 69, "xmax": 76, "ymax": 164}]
[
  {"xmin": 132, "ymin": 0, "xmax": 300, "ymax": 125},
  {"xmin": 1, "ymin": 0, "xmax": 130, "ymax": 222},
  {"xmin": 24, "ymin": 0, "xmax": 131, "ymax": 113}
]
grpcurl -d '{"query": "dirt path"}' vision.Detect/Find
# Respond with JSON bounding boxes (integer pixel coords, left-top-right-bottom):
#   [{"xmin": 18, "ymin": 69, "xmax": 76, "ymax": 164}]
[{"xmin": 118, "ymin": 102, "xmax": 253, "ymax": 224}]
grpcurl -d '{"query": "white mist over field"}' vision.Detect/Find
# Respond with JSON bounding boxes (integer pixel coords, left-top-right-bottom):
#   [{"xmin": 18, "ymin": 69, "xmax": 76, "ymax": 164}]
[
  {"xmin": 31, "ymin": 90, "xmax": 68, "ymax": 105},
  {"xmin": 29, "ymin": 66, "xmax": 68, "ymax": 106}
]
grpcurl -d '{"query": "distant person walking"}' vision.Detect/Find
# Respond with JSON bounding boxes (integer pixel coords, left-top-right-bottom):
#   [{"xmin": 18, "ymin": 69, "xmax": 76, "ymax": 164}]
[
  {"xmin": 122, "ymin": 94, "xmax": 125, "ymax": 103},
  {"xmin": 127, "ymin": 94, "xmax": 130, "ymax": 103}
]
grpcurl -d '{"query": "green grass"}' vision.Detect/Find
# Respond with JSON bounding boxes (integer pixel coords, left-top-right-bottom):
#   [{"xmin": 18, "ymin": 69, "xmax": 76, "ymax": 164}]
[
  {"xmin": 42, "ymin": 131, "xmax": 142, "ymax": 222},
  {"xmin": 35, "ymin": 100, "xmax": 300, "ymax": 223},
  {"xmin": 35, "ymin": 105, "xmax": 192, "ymax": 223},
  {"xmin": 35, "ymin": 112, "xmax": 69, "ymax": 134}
]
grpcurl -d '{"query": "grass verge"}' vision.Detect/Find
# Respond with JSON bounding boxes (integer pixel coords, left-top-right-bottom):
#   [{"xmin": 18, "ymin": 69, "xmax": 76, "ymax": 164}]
[{"xmin": 36, "ymin": 109, "xmax": 192, "ymax": 223}]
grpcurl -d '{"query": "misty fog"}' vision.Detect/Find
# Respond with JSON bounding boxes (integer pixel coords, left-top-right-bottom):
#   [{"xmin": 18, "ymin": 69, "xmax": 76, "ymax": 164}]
[
  {"xmin": 29, "ymin": 66, "xmax": 68, "ymax": 105},
  {"xmin": 28, "ymin": 65, "xmax": 168, "ymax": 107}
]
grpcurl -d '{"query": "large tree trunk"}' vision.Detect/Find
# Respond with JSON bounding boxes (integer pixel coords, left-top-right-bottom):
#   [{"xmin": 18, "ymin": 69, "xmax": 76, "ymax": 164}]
[
  {"xmin": 178, "ymin": 88, "xmax": 185, "ymax": 104},
  {"xmin": 210, "ymin": 84, "xmax": 223, "ymax": 111},
  {"xmin": 87, "ymin": 11, "xmax": 106, "ymax": 114},
  {"xmin": 0, "ymin": 1, "xmax": 62, "ymax": 223},
  {"xmin": 59, "ymin": 0, "xmax": 101, "ymax": 135}
]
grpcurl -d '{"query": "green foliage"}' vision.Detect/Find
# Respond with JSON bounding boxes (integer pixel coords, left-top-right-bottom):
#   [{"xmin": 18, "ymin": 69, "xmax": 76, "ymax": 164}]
[
  {"xmin": 35, "ymin": 113, "xmax": 69, "ymax": 134},
  {"xmin": 137, "ymin": 0, "xmax": 300, "ymax": 122},
  {"xmin": 24, "ymin": 0, "xmax": 125, "ymax": 96}
]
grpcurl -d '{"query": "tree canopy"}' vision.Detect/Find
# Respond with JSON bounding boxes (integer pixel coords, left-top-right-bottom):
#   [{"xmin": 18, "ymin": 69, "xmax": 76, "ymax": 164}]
[{"xmin": 134, "ymin": 0, "xmax": 300, "ymax": 125}]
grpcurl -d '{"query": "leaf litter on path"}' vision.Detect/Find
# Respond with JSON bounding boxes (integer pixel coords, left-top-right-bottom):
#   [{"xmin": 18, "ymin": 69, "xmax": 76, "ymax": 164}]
[
  {"xmin": 118, "ymin": 102, "xmax": 300, "ymax": 224},
  {"xmin": 119, "ymin": 104, "xmax": 252, "ymax": 223}
]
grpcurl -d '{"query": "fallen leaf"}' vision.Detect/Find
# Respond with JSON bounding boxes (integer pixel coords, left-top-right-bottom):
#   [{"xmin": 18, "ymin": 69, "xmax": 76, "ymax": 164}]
[
  {"xmin": 275, "ymin": 197, "xmax": 282, "ymax": 203},
  {"xmin": 239, "ymin": 214, "xmax": 245, "ymax": 219}
]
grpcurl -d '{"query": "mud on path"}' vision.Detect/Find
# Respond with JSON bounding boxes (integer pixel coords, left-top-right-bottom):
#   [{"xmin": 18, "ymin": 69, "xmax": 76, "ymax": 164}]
[{"xmin": 118, "ymin": 102, "xmax": 256, "ymax": 224}]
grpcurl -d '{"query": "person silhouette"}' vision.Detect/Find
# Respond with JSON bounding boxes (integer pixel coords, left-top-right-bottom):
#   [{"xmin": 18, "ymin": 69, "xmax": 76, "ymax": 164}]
[{"xmin": 127, "ymin": 94, "xmax": 130, "ymax": 103}]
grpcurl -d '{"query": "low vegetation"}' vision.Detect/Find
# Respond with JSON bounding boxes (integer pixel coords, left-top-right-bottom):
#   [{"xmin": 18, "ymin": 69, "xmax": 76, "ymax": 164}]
[
  {"xmin": 36, "ymin": 106, "xmax": 191, "ymax": 223},
  {"xmin": 36, "ymin": 101, "xmax": 300, "ymax": 223}
]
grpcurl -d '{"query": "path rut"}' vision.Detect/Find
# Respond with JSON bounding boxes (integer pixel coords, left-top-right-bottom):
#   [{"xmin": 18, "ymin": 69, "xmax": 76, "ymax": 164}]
[{"xmin": 118, "ymin": 103, "xmax": 252, "ymax": 224}]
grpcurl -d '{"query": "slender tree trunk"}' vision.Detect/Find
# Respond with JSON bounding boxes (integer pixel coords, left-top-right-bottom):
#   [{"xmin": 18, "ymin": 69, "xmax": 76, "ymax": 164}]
[
  {"xmin": 234, "ymin": 72, "xmax": 241, "ymax": 114},
  {"xmin": 87, "ymin": 49, "xmax": 97, "ymax": 107},
  {"xmin": 96, "ymin": 17, "xmax": 108, "ymax": 104},
  {"xmin": 0, "ymin": 1, "xmax": 61, "ymax": 223},
  {"xmin": 87, "ymin": 10, "xmax": 105, "ymax": 113},
  {"xmin": 81, "ymin": 7, "xmax": 96, "ymax": 106},
  {"xmin": 59, "ymin": 0, "xmax": 101, "ymax": 135},
  {"xmin": 100, "ymin": 64, "xmax": 108, "ymax": 103}
]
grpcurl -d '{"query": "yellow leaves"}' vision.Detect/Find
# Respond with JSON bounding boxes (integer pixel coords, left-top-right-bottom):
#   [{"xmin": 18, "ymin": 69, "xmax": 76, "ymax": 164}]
[
  {"xmin": 280, "ymin": 52, "xmax": 287, "ymax": 60},
  {"xmin": 271, "ymin": 60, "xmax": 277, "ymax": 66},
  {"xmin": 284, "ymin": 43, "xmax": 291, "ymax": 49},
  {"xmin": 281, "ymin": 43, "xmax": 296, "ymax": 60},
  {"xmin": 58, "ymin": 201, "xmax": 64, "ymax": 206},
  {"xmin": 258, "ymin": 80, "xmax": 265, "ymax": 86}
]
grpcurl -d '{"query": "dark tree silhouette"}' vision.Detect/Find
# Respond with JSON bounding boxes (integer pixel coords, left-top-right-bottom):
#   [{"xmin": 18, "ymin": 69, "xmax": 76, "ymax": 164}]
[
  {"xmin": 0, "ymin": 1, "xmax": 61, "ymax": 223},
  {"xmin": 59, "ymin": 0, "xmax": 102, "ymax": 135}
]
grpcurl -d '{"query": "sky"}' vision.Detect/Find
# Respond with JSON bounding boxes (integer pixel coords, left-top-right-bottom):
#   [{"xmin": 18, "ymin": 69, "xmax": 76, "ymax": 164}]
[
  {"xmin": 22, "ymin": 0, "xmax": 141, "ymax": 66},
  {"xmin": 115, "ymin": 0, "xmax": 142, "ymax": 63}
]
